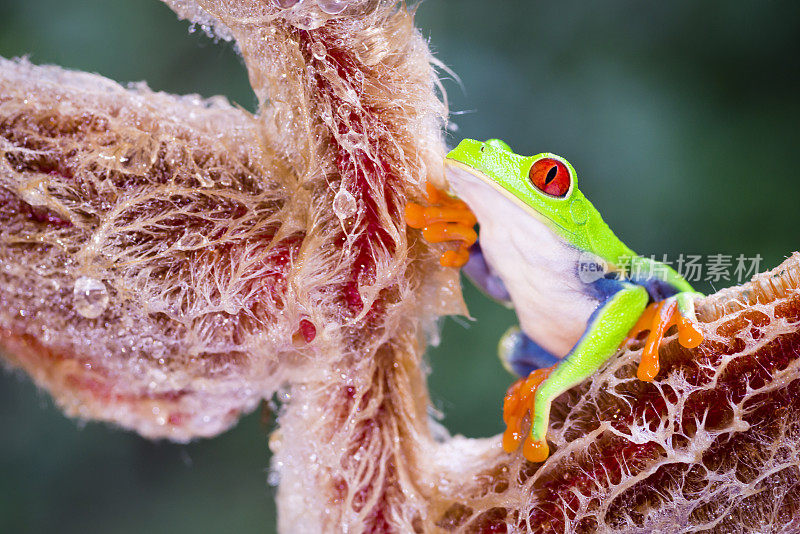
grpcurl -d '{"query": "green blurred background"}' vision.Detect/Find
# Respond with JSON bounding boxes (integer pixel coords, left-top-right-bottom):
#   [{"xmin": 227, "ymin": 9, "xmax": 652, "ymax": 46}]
[{"xmin": 1, "ymin": 1, "xmax": 799, "ymax": 532}]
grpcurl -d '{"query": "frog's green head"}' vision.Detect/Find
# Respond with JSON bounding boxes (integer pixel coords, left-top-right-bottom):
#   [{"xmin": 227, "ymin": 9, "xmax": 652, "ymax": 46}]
[{"xmin": 444, "ymin": 138, "xmax": 589, "ymax": 241}]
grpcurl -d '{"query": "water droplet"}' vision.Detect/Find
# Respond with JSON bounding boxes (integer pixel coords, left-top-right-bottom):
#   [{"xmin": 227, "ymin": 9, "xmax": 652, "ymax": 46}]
[
  {"xmin": 343, "ymin": 130, "xmax": 363, "ymax": 148},
  {"xmin": 195, "ymin": 172, "xmax": 214, "ymax": 188},
  {"xmin": 269, "ymin": 430, "xmax": 284, "ymax": 456},
  {"xmin": 337, "ymin": 103, "xmax": 353, "ymax": 120},
  {"xmin": 319, "ymin": 108, "xmax": 332, "ymax": 125},
  {"xmin": 310, "ymin": 41, "xmax": 327, "ymax": 60},
  {"xmin": 317, "ymin": 0, "xmax": 347, "ymax": 15},
  {"xmin": 295, "ymin": 14, "xmax": 325, "ymax": 30},
  {"xmin": 333, "ymin": 188, "xmax": 357, "ymax": 219},
  {"xmin": 73, "ymin": 276, "xmax": 109, "ymax": 319},
  {"xmin": 20, "ymin": 181, "xmax": 47, "ymax": 207},
  {"xmin": 176, "ymin": 232, "xmax": 207, "ymax": 250},
  {"xmin": 273, "ymin": 0, "xmax": 301, "ymax": 7},
  {"xmin": 352, "ymin": 69, "xmax": 365, "ymax": 91},
  {"xmin": 298, "ymin": 318, "xmax": 317, "ymax": 342}
]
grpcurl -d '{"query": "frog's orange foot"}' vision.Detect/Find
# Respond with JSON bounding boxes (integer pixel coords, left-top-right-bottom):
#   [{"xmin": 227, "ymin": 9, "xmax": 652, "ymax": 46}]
[
  {"xmin": 404, "ymin": 183, "xmax": 477, "ymax": 268},
  {"xmin": 502, "ymin": 365, "xmax": 555, "ymax": 463},
  {"xmin": 625, "ymin": 298, "xmax": 704, "ymax": 382}
]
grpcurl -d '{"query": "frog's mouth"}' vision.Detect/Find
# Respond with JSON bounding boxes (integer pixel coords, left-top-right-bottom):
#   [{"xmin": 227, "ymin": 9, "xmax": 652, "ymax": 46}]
[{"xmin": 444, "ymin": 159, "xmax": 575, "ymax": 239}]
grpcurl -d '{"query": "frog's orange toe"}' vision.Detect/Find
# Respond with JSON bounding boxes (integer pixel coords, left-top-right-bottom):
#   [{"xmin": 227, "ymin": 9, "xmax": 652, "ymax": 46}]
[
  {"xmin": 502, "ymin": 416, "xmax": 524, "ymax": 452},
  {"xmin": 624, "ymin": 301, "xmax": 658, "ymax": 346},
  {"xmin": 421, "ymin": 222, "xmax": 477, "ymax": 246},
  {"xmin": 441, "ymin": 246, "xmax": 470, "ymax": 268},
  {"xmin": 403, "ymin": 202, "xmax": 428, "ymax": 228}
]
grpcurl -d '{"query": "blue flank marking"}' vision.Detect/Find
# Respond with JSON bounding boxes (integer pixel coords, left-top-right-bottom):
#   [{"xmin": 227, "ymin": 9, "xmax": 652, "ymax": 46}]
[
  {"xmin": 505, "ymin": 331, "xmax": 561, "ymax": 377},
  {"xmin": 630, "ymin": 276, "xmax": 681, "ymax": 301},
  {"xmin": 579, "ymin": 257, "xmax": 682, "ymax": 304},
  {"xmin": 559, "ymin": 269, "xmax": 684, "ymax": 373},
  {"xmin": 586, "ymin": 275, "xmax": 626, "ymax": 302}
]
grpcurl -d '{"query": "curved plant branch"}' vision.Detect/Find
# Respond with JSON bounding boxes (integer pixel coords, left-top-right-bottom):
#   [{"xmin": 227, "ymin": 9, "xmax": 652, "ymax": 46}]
[{"xmin": 2, "ymin": 1, "xmax": 800, "ymax": 532}]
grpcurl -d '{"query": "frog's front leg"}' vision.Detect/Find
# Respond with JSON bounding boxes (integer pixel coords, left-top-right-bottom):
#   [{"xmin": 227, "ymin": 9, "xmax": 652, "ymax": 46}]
[
  {"xmin": 521, "ymin": 283, "xmax": 649, "ymax": 462},
  {"xmin": 462, "ymin": 242, "xmax": 513, "ymax": 305},
  {"xmin": 498, "ymin": 327, "xmax": 561, "ymax": 454}
]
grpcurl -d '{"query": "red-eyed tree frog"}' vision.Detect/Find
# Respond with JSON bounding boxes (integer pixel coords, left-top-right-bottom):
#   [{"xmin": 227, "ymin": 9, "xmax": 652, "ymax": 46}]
[{"xmin": 405, "ymin": 138, "xmax": 704, "ymax": 463}]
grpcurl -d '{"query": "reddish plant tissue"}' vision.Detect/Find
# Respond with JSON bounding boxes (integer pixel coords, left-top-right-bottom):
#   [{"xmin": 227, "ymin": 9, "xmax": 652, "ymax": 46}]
[{"xmin": 2, "ymin": 1, "xmax": 800, "ymax": 533}]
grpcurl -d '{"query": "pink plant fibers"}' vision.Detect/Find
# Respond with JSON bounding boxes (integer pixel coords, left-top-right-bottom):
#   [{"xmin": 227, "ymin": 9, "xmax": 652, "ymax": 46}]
[{"xmin": 3, "ymin": 2, "xmax": 800, "ymax": 532}]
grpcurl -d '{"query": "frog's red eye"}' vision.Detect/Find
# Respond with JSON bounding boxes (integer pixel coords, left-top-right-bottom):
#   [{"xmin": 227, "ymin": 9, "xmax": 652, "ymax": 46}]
[{"xmin": 528, "ymin": 158, "xmax": 571, "ymax": 197}]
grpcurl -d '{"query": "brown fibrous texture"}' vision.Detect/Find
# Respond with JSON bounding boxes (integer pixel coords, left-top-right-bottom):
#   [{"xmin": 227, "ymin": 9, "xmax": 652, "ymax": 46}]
[{"xmin": 3, "ymin": 1, "xmax": 800, "ymax": 533}]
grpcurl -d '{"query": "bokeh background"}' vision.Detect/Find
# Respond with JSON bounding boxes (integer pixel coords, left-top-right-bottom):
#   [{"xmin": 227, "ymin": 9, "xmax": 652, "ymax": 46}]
[{"xmin": 1, "ymin": 1, "xmax": 799, "ymax": 532}]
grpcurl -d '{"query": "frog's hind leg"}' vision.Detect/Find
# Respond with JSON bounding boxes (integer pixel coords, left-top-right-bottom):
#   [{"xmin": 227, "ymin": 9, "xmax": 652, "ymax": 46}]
[
  {"xmin": 499, "ymin": 327, "xmax": 562, "ymax": 454},
  {"xmin": 525, "ymin": 283, "xmax": 649, "ymax": 462}
]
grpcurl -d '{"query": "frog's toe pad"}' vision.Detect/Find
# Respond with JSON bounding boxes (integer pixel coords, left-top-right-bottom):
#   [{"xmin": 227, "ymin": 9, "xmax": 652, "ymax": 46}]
[
  {"xmin": 676, "ymin": 311, "xmax": 703, "ymax": 349},
  {"xmin": 523, "ymin": 437, "xmax": 549, "ymax": 463}
]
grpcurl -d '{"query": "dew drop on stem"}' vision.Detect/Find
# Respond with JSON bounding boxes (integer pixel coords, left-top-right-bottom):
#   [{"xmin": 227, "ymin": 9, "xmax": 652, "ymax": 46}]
[
  {"xmin": 273, "ymin": 0, "xmax": 301, "ymax": 8},
  {"xmin": 176, "ymin": 232, "xmax": 207, "ymax": 250},
  {"xmin": 333, "ymin": 188, "xmax": 357, "ymax": 219},
  {"xmin": 317, "ymin": 0, "xmax": 348, "ymax": 15},
  {"xmin": 73, "ymin": 276, "xmax": 109, "ymax": 319},
  {"xmin": 310, "ymin": 41, "xmax": 327, "ymax": 60}
]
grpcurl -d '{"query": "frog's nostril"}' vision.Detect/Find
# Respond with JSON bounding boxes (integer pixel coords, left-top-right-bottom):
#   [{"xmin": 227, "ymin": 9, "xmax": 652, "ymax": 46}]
[{"xmin": 480, "ymin": 145, "xmax": 486, "ymax": 153}]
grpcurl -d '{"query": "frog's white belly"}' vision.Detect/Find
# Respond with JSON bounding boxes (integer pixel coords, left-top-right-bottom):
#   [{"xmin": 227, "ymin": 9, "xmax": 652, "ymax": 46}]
[
  {"xmin": 479, "ymin": 214, "xmax": 598, "ymax": 358},
  {"xmin": 447, "ymin": 165, "xmax": 601, "ymax": 358}
]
